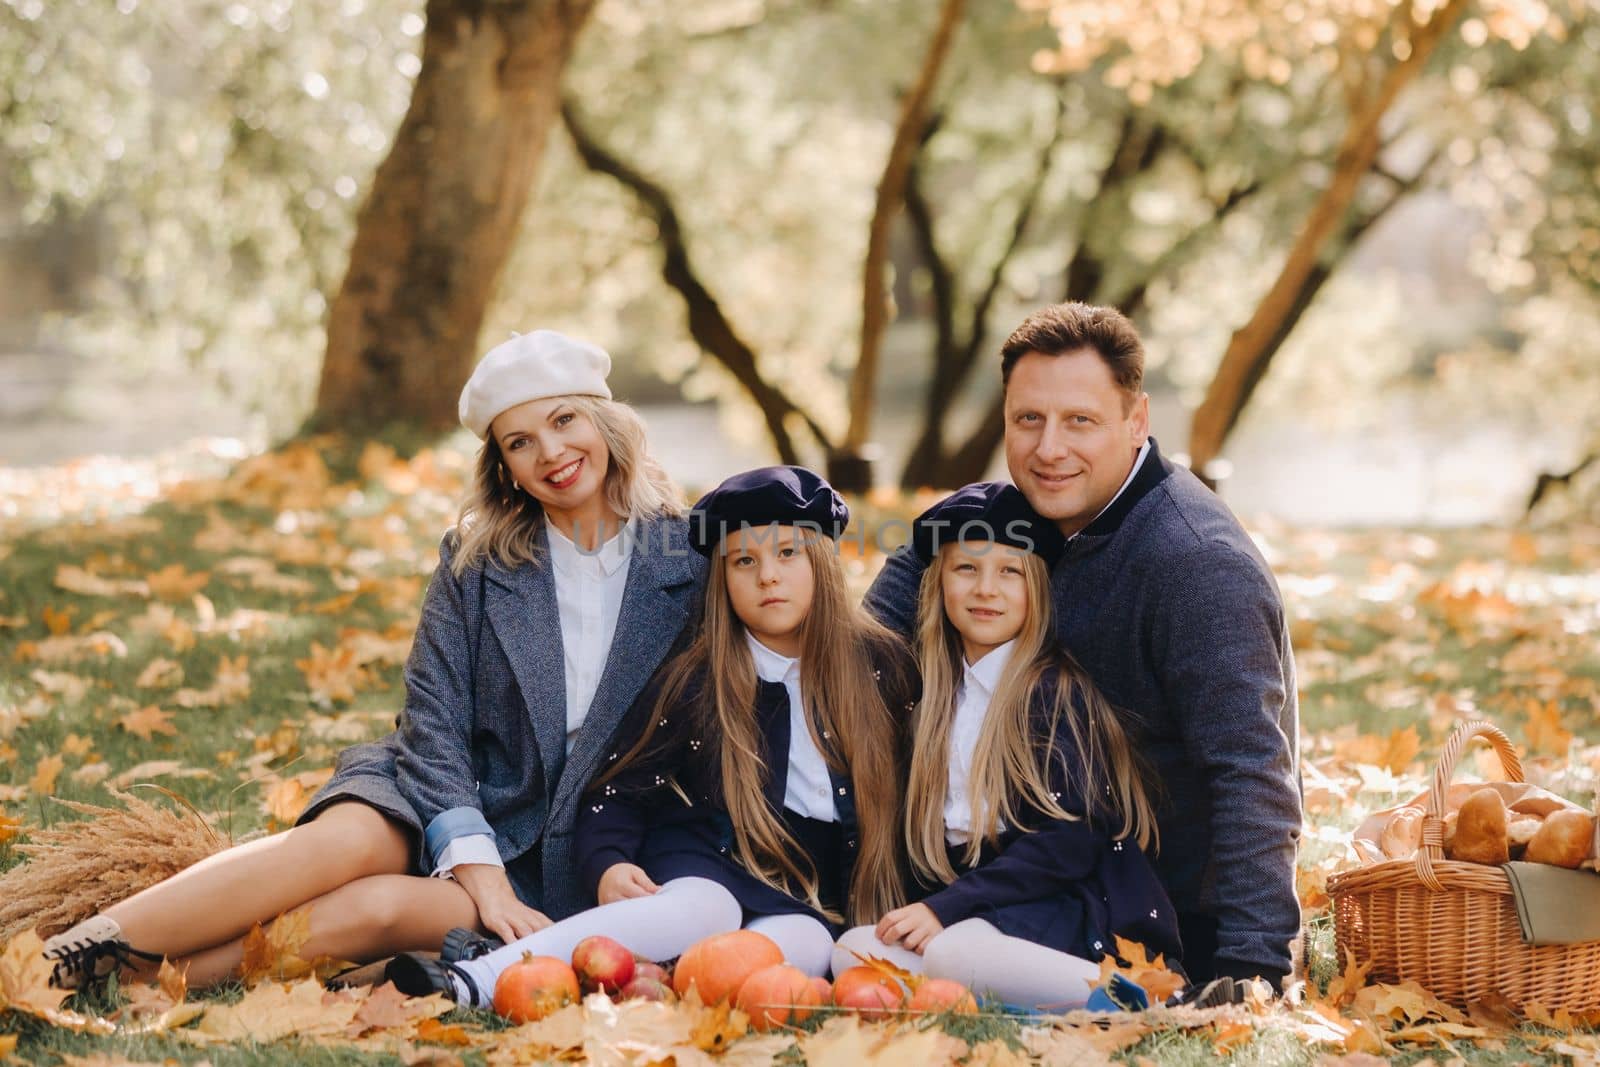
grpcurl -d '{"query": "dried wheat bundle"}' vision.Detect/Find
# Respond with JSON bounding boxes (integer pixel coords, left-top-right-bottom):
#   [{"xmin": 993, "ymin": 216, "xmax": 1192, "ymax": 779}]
[{"xmin": 0, "ymin": 788, "xmax": 227, "ymax": 942}]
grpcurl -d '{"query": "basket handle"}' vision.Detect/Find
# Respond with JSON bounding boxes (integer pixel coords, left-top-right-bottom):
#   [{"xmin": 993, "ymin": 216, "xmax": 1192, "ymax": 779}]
[{"xmin": 1415, "ymin": 719, "xmax": 1524, "ymax": 890}]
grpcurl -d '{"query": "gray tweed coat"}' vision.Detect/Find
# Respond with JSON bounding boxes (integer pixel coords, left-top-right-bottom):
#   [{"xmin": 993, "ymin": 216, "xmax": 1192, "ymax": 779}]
[{"xmin": 299, "ymin": 512, "xmax": 707, "ymax": 921}]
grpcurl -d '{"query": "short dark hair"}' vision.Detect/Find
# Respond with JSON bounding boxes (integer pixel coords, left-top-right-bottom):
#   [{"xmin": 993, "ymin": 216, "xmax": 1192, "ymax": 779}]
[{"xmin": 1000, "ymin": 302, "xmax": 1145, "ymax": 398}]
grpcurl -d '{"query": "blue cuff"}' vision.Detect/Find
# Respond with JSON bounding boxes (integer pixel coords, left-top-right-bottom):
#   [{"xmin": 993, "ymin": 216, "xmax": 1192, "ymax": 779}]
[{"xmin": 423, "ymin": 806, "xmax": 496, "ymax": 867}]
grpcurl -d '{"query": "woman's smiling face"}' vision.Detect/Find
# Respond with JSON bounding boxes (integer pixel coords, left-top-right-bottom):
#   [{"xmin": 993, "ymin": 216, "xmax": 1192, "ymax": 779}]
[{"xmin": 491, "ymin": 396, "xmax": 611, "ymax": 515}]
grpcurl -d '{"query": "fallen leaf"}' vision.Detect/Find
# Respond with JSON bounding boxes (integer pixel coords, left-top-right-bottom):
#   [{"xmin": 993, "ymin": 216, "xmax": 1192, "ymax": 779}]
[
  {"xmin": 191, "ymin": 977, "xmax": 362, "ymax": 1043},
  {"xmin": 297, "ymin": 642, "xmax": 369, "ymax": 707},
  {"xmin": 1524, "ymin": 698, "xmax": 1574, "ymax": 756},
  {"xmin": 1097, "ymin": 936, "xmax": 1187, "ymax": 1003},
  {"xmin": 414, "ymin": 1017, "xmax": 473, "ymax": 1046},
  {"xmin": 147, "ymin": 563, "xmax": 211, "ymax": 602},
  {"xmin": 53, "ymin": 564, "xmax": 149, "ymax": 598},
  {"xmin": 14, "ymin": 631, "xmax": 129, "ymax": 664},
  {"xmin": 238, "ymin": 906, "xmax": 349, "ymax": 985},
  {"xmin": 0, "ymin": 812, "xmax": 21, "ymax": 845},
  {"xmin": 118, "ymin": 705, "xmax": 178, "ymax": 741},
  {"xmin": 135, "ymin": 658, "xmax": 185, "ymax": 689}
]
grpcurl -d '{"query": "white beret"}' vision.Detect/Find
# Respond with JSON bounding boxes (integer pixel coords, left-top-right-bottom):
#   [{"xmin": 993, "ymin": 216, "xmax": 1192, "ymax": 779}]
[{"xmin": 458, "ymin": 330, "xmax": 613, "ymax": 440}]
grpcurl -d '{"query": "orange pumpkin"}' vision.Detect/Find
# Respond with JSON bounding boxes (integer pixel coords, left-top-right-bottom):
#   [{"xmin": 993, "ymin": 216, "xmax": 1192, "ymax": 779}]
[
  {"xmin": 671, "ymin": 929, "xmax": 784, "ymax": 1005},
  {"xmin": 492, "ymin": 953, "xmax": 580, "ymax": 1023},
  {"xmin": 909, "ymin": 978, "xmax": 978, "ymax": 1014},
  {"xmin": 807, "ymin": 976, "xmax": 832, "ymax": 1004},
  {"xmin": 736, "ymin": 964, "xmax": 824, "ymax": 1030},
  {"xmin": 832, "ymin": 965, "xmax": 905, "ymax": 1019}
]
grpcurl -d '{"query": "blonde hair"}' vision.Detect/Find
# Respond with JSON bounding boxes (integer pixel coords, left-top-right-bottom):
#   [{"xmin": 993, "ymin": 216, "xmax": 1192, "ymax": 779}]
[
  {"xmin": 451, "ymin": 395, "xmax": 683, "ymax": 577},
  {"xmin": 904, "ymin": 546, "xmax": 1157, "ymax": 885},
  {"xmin": 604, "ymin": 532, "xmax": 909, "ymax": 925}
]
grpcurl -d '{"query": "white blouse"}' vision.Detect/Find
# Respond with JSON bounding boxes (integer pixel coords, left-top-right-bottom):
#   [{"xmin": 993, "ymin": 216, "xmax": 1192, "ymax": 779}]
[
  {"xmin": 747, "ymin": 631, "xmax": 839, "ymax": 823},
  {"xmin": 944, "ymin": 639, "xmax": 1016, "ymax": 845}
]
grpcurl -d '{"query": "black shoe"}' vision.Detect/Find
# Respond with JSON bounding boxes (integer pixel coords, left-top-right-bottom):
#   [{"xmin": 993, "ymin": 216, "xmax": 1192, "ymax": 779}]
[
  {"xmin": 42, "ymin": 916, "xmax": 163, "ymax": 990},
  {"xmin": 385, "ymin": 952, "xmax": 483, "ymax": 1006},
  {"xmin": 1185, "ymin": 976, "xmax": 1241, "ymax": 1009},
  {"xmin": 440, "ymin": 926, "xmax": 503, "ymax": 963}
]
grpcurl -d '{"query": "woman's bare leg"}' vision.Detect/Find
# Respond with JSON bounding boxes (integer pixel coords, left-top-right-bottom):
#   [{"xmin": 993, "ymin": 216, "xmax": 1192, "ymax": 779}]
[
  {"xmin": 167, "ymin": 874, "xmax": 481, "ymax": 989},
  {"xmin": 103, "ymin": 802, "xmax": 413, "ymax": 959}
]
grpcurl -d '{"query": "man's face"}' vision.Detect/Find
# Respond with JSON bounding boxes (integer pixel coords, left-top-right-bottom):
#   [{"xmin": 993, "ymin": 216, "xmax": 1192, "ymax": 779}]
[{"xmin": 1003, "ymin": 348, "xmax": 1149, "ymax": 537}]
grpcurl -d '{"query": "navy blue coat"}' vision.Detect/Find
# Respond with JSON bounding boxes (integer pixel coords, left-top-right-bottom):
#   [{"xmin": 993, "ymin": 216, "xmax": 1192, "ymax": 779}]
[
  {"xmin": 299, "ymin": 513, "xmax": 707, "ymax": 921},
  {"xmin": 576, "ymin": 635, "xmax": 918, "ymax": 930},
  {"xmin": 916, "ymin": 668, "xmax": 1183, "ymax": 969}
]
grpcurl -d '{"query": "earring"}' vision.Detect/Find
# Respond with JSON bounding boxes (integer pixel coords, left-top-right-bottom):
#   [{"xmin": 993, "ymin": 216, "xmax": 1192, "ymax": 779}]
[{"xmin": 513, "ymin": 481, "xmax": 521, "ymax": 492}]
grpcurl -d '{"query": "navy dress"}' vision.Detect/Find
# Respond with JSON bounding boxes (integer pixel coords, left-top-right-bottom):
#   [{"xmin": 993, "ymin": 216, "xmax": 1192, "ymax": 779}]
[
  {"xmin": 916, "ymin": 669, "xmax": 1184, "ymax": 969},
  {"xmin": 576, "ymin": 635, "xmax": 918, "ymax": 933}
]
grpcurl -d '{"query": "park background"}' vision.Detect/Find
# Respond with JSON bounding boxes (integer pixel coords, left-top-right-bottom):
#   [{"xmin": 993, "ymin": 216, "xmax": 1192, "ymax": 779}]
[{"xmin": 2, "ymin": 0, "xmax": 1600, "ymax": 1063}]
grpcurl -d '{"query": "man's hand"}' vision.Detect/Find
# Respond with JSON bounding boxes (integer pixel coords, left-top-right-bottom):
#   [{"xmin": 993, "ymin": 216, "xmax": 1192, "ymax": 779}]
[
  {"xmin": 452, "ymin": 863, "xmax": 552, "ymax": 943},
  {"xmin": 874, "ymin": 903, "xmax": 944, "ymax": 954},
  {"xmin": 598, "ymin": 863, "xmax": 660, "ymax": 904}
]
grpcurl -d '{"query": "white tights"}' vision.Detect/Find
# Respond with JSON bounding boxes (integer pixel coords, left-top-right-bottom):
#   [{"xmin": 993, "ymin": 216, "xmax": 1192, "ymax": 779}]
[
  {"xmin": 832, "ymin": 919, "xmax": 1102, "ymax": 1010},
  {"xmin": 453, "ymin": 877, "xmax": 834, "ymax": 1007}
]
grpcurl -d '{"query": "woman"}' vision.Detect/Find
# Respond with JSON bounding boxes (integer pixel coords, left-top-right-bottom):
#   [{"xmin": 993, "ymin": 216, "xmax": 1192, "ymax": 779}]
[{"xmin": 42, "ymin": 331, "xmax": 707, "ymax": 989}]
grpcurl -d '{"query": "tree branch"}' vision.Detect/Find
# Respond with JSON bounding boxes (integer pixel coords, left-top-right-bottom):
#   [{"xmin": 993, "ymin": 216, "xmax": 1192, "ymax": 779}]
[
  {"xmin": 560, "ymin": 99, "xmax": 832, "ymax": 462},
  {"xmin": 844, "ymin": 0, "xmax": 968, "ymax": 455}
]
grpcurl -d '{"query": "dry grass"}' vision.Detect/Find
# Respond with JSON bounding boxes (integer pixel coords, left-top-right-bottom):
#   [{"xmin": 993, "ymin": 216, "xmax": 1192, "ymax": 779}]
[{"xmin": 0, "ymin": 788, "xmax": 227, "ymax": 941}]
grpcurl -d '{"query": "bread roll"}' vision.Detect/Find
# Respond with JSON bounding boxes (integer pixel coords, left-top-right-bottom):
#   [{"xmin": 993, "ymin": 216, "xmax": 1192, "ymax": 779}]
[
  {"xmin": 1525, "ymin": 810, "xmax": 1596, "ymax": 869},
  {"xmin": 1380, "ymin": 806, "xmax": 1425, "ymax": 860},
  {"xmin": 1448, "ymin": 788, "xmax": 1509, "ymax": 866},
  {"xmin": 1507, "ymin": 815, "xmax": 1543, "ymax": 846}
]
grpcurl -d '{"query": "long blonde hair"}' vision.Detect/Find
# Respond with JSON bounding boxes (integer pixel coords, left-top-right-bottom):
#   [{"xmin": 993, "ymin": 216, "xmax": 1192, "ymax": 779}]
[
  {"xmin": 604, "ymin": 533, "xmax": 909, "ymax": 925},
  {"xmin": 451, "ymin": 396, "xmax": 682, "ymax": 576},
  {"xmin": 905, "ymin": 547, "xmax": 1157, "ymax": 885}
]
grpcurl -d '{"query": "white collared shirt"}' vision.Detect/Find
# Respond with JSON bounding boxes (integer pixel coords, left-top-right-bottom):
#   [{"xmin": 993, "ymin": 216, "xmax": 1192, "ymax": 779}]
[
  {"xmin": 1070, "ymin": 440, "xmax": 1151, "ymax": 541},
  {"xmin": 747, "ymin": 631, "xmax": 838, "ymax": 823},
  {"xmin": 944, "ymin": 639, "xmax": 1016, "ymax": 845},
  {"xmin": 547, "ymin": 517, "xmax": 634, "ymax": 751},
  {"xmin": 431, "ymin": 515, "xmax": 633, "ymax": 878}
]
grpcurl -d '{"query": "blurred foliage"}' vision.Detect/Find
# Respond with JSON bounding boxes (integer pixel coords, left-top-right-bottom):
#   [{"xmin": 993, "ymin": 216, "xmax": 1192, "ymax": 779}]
[{"xmin": 1, "ymin": 0, "xmax": 1597, "ymax": 474}]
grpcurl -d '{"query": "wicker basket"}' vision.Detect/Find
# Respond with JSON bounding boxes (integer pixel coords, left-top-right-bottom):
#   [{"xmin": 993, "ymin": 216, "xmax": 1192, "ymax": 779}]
[{"xmin": 1328, "ymin": 719, "xmax": 1600, "ymax": 1012}]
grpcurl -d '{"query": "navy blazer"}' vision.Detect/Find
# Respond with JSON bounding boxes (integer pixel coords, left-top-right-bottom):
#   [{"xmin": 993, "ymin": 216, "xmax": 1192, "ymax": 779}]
[
  {"xmin": 309, "ymin": 512, "xmax": 706, "ymax": 921},
  {"xmin": 917, "ymin": 667, "xmax": 1183, "ymax": 966},
  {"xmin": 576, "ymin": 634, "xmax": 919, "ymax": 911}
]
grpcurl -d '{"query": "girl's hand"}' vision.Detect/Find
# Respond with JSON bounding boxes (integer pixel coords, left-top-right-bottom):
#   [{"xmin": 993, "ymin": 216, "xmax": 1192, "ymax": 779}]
[
  {"xmin": 875, "ymin": 903, "xmax": 944, "ymax": 954},
  {"xmin": 598, "ymin": 863, "xmax": 661, "ymax": 904},
  {"xmin": 452, "ymin": 863, "xmax": 552, "ymax": 943}
]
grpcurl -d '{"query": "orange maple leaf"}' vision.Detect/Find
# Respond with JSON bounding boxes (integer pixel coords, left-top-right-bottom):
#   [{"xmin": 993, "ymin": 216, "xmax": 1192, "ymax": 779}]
[
  {"xmin": 118, "ymin": 705, "xmax": 177, "ymax": 742},
  {"xmin": 146, "ymin": 564, "xmax": 212, "ymax": 602},
  {"xmin": 1097, "ymin": 936, "xmax": 1186, "ymax": 1003},
  {"xmin": 296, "ymin": 642, "xmax": 369, "ymax": 707},
  {"xmin": 1524, "ymin": 699, "xmax": 1574, "ymax": 756}
]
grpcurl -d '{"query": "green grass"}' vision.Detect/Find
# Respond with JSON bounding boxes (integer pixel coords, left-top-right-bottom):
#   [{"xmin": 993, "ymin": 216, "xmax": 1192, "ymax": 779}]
[{"xmin": 3, "ymin": 437, "xmax": 1599, "ymax": 1063}]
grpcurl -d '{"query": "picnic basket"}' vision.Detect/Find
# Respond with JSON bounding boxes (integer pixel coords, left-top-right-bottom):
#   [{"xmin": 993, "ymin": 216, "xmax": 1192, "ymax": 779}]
[{"xmin": 1327, "ymin": 718, "xmax": 1600, "ymax": 1012}]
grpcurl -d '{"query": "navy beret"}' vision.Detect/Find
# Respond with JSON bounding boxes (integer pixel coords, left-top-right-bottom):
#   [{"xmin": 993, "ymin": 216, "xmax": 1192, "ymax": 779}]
[
  {"xmin": 911, "ymin": 481, "xmax": 1065, "ymax": 567},
  {"xmin": 689, "ymin": 466, "xmax": 849, "ymax": 557}
]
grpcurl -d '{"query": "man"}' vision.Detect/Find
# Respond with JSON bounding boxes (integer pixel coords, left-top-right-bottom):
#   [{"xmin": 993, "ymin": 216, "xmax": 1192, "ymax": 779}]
[{"xmin": 865, "ymin": 302, "xmax": 1301, "ymax": 990}]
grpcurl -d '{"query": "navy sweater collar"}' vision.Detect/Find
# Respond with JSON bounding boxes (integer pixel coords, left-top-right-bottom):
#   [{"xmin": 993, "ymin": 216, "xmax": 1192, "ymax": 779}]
[{"xmin": 1069, "ymin": 436, "xmax": 1173, "ymax": 548}]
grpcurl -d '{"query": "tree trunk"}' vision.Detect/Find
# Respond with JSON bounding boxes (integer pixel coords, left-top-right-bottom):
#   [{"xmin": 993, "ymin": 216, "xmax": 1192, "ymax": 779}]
[
  {"xmin": 313, "ymin": 0, "xmax": 597, "ymax": 431},
  {"xmin": 836, "ymin": 0, "xmax": 966, "ymax": 490},
  {"xmin": 1186, "ymin": 0, "xmax": 1467, "ymax": 480}
]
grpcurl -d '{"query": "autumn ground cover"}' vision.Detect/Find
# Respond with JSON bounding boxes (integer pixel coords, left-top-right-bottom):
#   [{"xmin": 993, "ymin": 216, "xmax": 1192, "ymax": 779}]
[{"xmin": 2, "ymin": 434, "xmax": 1599, "ymax": 1065}]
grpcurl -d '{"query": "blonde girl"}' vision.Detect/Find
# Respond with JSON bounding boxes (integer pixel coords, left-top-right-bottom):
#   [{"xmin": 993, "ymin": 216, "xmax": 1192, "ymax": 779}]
[
  {"xmin": 834, "ymin": 482, "xmax": 1179, "ymax": 1009},
  {"xmin": 385, "ymin": 466, "xmax": 917, "ymax": 1004}
]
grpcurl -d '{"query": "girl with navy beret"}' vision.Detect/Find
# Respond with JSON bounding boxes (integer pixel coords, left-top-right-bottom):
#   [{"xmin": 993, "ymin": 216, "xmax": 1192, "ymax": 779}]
[
  {"xmin": 832, "ymin": 482, "xmax": 1181, "ymax": 1008},
  {"xmin": 387, "ymin": 466, "xmax": 918, "ymax": 1004},
  {"xmin": 42, "ymin": 332, "xmax": 707, "ymax": 990}
]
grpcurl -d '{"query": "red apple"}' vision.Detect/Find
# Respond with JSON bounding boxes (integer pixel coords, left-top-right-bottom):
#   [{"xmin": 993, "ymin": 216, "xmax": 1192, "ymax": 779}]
[
  {"xmin": 619, "ymin": 975, "xmax": 675, "ymax": 1002},
  {"xmin": 572, "ymin": 935, "xmax": 636, "ymax": 994},
  {"xmin": 633, "ymin": 960, "xmax": 672, "ymax": 985}
]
